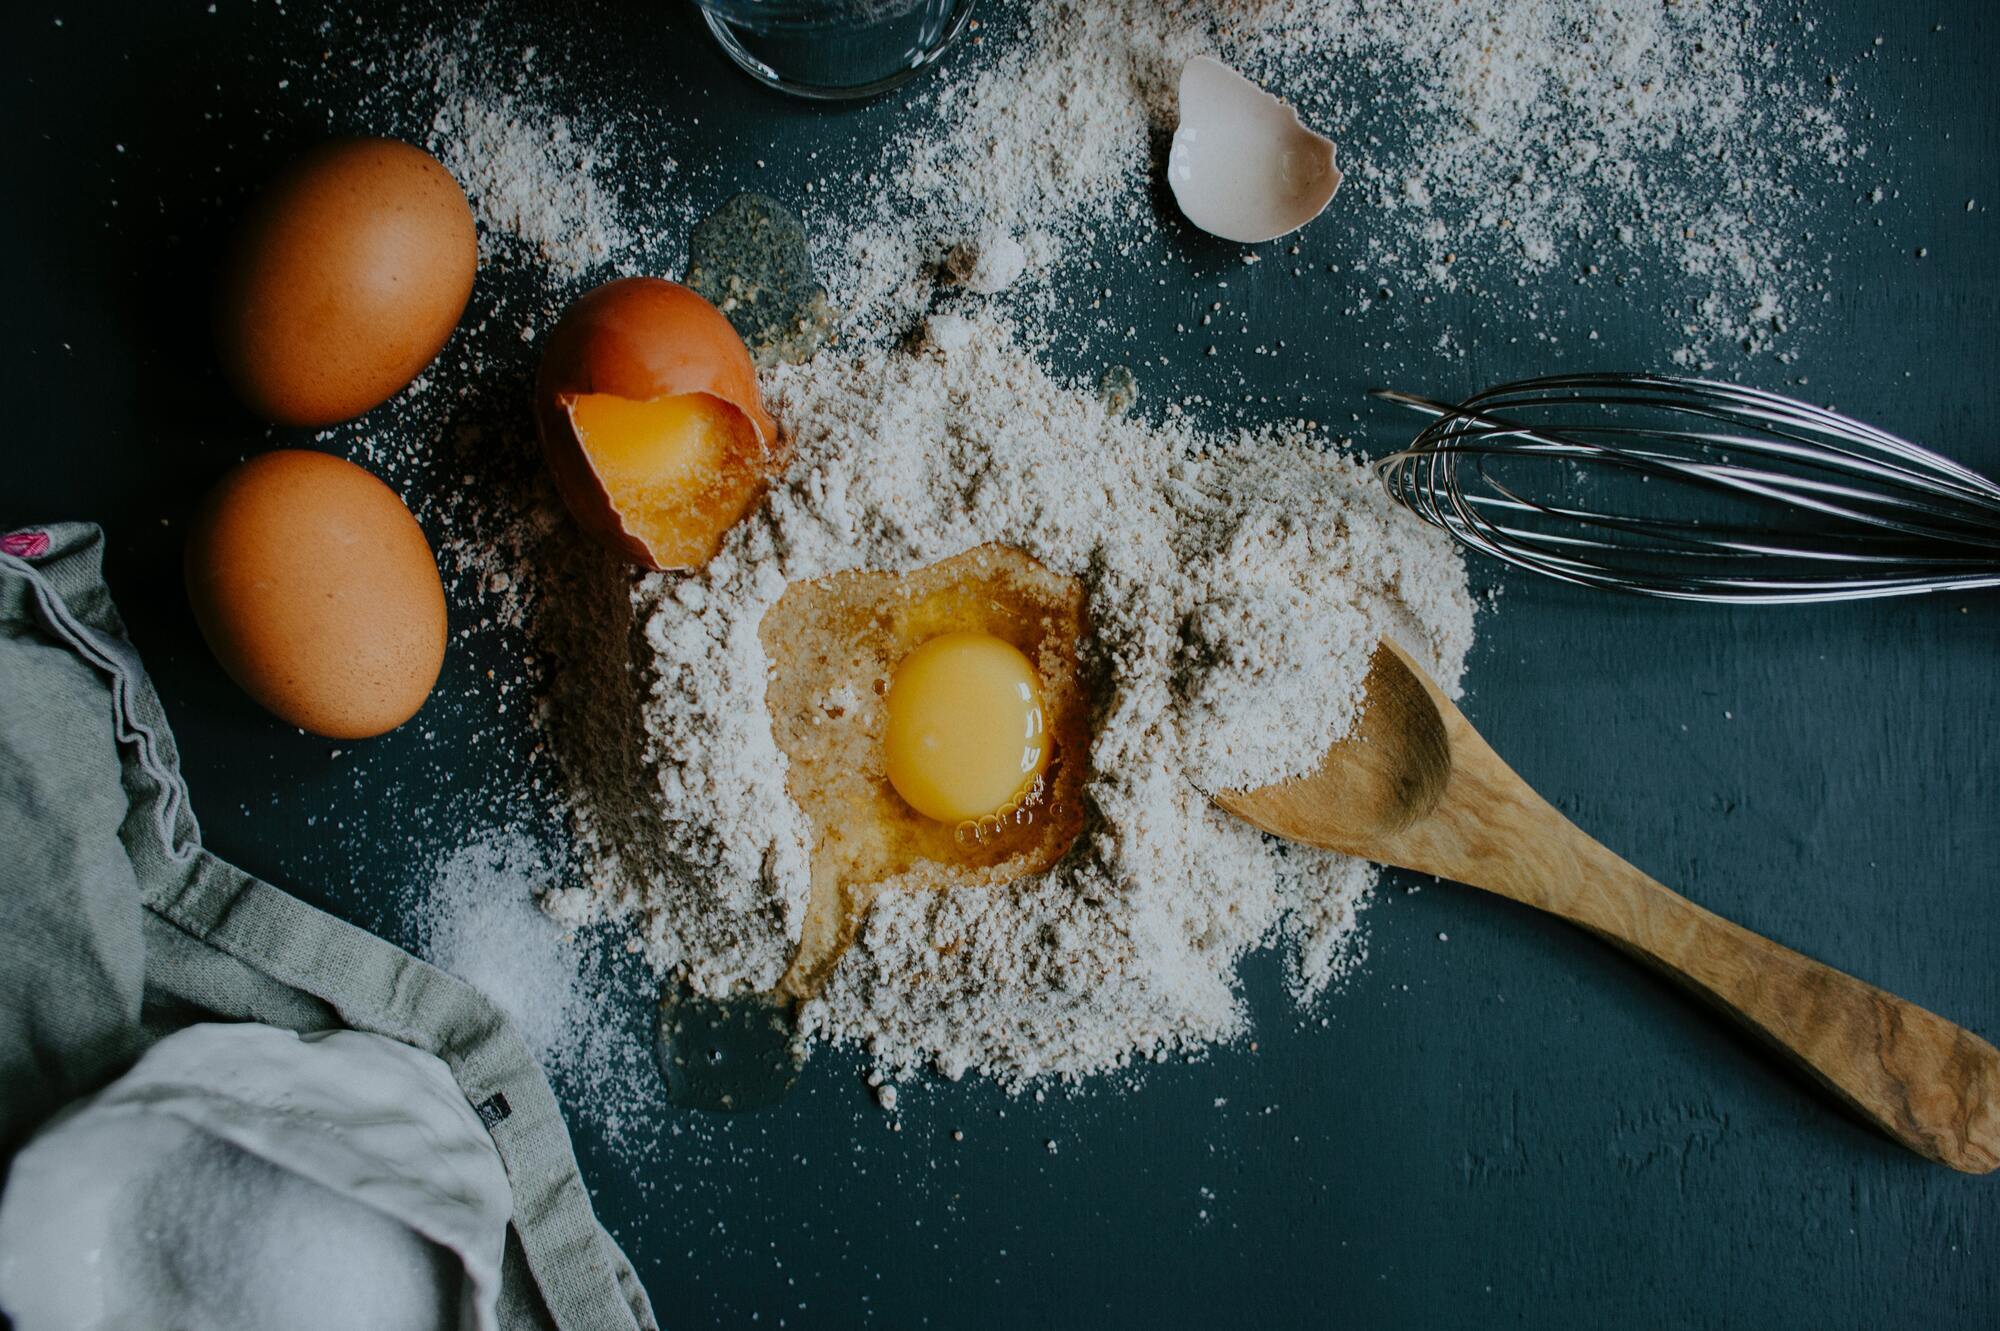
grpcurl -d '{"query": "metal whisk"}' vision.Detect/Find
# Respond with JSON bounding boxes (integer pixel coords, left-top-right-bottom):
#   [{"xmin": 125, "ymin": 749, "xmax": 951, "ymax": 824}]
[{"xmin": 1373, "ymin": 373, "xmax": 2000, "ymax": 604}]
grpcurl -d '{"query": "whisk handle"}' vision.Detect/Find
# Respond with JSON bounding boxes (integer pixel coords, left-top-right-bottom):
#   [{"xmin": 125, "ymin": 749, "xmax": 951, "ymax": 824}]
[{"xmin": 1418, "ymin": 763, "xmax": 2000, "ymax": 1173}]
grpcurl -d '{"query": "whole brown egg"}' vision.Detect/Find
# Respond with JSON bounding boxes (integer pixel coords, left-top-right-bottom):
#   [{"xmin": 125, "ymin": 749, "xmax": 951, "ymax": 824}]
[
  {"xmin": 217, "ymin": 138, "xmax": 477, "ymax": 427},
  {"xmin": 185, "ymin": 450, "xmax": 447, "ymax": 739}
]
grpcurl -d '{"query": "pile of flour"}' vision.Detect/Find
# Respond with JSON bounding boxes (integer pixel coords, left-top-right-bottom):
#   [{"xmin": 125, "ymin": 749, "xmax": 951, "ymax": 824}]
[{"xmin": 543, "ymin": 314, "xmax": 1476, "ymax": 1082}]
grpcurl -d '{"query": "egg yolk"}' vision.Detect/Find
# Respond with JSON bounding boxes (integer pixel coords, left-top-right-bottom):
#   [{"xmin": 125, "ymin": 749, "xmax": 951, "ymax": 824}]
[
  {"xmin": 565, "ymin": 391, "xmax": 763, "ymax": 568},
  {"xmin": 883, "ymin": 632, "xmax": 1048, "ymax": 825}
]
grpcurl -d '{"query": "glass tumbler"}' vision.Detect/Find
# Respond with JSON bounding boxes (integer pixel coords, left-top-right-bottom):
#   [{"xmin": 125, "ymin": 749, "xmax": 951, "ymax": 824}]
[{"xmin": 693, "ymin": 0, "xmax": 977, "ymax": 101}]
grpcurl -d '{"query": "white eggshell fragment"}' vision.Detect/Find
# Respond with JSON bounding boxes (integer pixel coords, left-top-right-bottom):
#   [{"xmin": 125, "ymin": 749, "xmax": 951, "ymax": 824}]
[{"xmin": 1168, "ymin": 56, "xmax": 1342, "ymax": 244}]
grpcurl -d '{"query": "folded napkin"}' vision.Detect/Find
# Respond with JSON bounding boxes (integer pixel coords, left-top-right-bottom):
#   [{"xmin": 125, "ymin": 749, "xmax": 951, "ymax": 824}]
[{"xmin": 0, "ymin": 1023, "xmax": 512, "ymax": 1330}]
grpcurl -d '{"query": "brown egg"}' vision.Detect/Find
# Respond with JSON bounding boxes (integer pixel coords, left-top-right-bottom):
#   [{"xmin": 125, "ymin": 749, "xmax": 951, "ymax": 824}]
[
  {"xmin": 535, "ymin": 277, "xmax": 784, "ymax": 571},
  {"xmin": 185, "ymin": 450, "xmax": 447, "ymax": 739},
  {"xmin": 217, "ymin": 138, "xmax": 477, "ymax": 427}
]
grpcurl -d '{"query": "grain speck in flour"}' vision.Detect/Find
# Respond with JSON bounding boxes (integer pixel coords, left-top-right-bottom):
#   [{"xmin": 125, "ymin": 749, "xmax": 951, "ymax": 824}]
[{"xmin": 547, "ymin": 314, "xmax": 1476, "ymax": 1083}]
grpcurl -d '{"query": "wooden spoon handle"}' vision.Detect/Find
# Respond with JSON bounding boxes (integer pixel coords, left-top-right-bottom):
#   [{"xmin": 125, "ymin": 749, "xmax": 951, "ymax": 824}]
[{"xmin": 1439, "ymin": 798, "xmax": 2000, "ymax": 1174}]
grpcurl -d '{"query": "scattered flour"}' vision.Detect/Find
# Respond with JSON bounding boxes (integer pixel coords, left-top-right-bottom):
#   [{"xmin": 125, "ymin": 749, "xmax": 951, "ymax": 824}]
[
  {"xmin": 814, "ymin": 0, "xmax": 1859, "ymax": 365},
  {"xmin": 546, "ymin": 313, "xmax": 1476, "ymax": 1082},
  {"xmin": 280, "ymin": 1, "xmax": 1866, "ymax": 1088},
  {"xmin": 319, "ymin": 22, "xmax": 669, "ymax": 289},
  {"xmin": 944, "ymin": 229, "xmax": 1030, "ymax": 295},
  {"xmin": 414, "ymin": 833, "xmax": 662, "ymax": 1140},
  {"xmin": 419, "ymin": 40, "xmax": 635, "ymax": 276}
]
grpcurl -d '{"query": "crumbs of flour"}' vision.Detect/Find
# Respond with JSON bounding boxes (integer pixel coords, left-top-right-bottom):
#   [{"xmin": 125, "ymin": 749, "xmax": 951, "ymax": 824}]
[{"xmin": 547, "ymin": 313, "xmax": 1475, "ymax": 1083}]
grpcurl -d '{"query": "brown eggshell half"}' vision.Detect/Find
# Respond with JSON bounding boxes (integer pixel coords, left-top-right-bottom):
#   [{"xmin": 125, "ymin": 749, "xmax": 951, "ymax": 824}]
[{"xmin": 534, "ymin": 276, "xmax": 783, "ymax": 570}]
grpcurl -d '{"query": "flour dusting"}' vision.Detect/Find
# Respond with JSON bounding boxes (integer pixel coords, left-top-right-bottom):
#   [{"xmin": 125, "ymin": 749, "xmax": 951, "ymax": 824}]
[
  {"xmin": 415, "ymin": 832, "xmax": 662, "ymax": 1141},
  {"xmin": 417, "ymin": 36, "xmax": 635, "ymax": 276},
  {"xmin": 815, "ymin": 0, "xmax": 1858, "ymax": 367}
]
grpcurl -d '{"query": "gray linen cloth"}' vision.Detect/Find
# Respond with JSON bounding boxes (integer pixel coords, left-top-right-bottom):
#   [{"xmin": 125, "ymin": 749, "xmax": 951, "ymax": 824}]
[{"xmin": 0, "ymin": 522, "xmax": 656, "ymax": 1331}]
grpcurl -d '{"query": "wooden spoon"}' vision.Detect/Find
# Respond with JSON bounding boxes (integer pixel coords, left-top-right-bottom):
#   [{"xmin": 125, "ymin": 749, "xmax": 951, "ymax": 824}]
[{"xmin": 1215, "ymin": 639, "xmax": 2000, "ymax": 1173}]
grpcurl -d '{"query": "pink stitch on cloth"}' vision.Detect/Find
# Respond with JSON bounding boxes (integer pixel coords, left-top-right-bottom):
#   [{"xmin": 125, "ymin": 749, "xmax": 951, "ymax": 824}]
[{"xmin": 2, "ymin": 530, "xmax": 52, "ymax": 559}]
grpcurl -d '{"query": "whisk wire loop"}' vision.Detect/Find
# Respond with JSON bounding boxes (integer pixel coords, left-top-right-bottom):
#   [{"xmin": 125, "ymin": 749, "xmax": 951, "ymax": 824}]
[{"xmin": 1374, "ymin": 374, "xmax": 2000, "ymax": 604}]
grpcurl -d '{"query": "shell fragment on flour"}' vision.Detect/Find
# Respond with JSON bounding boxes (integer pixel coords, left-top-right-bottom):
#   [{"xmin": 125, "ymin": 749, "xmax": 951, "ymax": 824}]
[{"xmin": 1168, "ymin": 56, "xmax": 1342, "ymax": 244}]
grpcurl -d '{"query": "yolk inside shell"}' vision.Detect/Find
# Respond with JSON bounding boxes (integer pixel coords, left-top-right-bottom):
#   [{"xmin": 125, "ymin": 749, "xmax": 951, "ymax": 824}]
[
  {"xmin": 565, "ymin": 391, "xmax": 765, "ymax": 568},
  {"xmin": 882, "ymin": 631, "xmax": 1049, "ymax": 824}
]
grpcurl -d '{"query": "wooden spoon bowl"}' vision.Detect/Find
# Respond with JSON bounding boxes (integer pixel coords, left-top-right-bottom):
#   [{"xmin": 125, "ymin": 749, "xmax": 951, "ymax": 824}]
[{"xmin": 1217, "ymin": 640, "xmax": 2000, "ymax": 1174}]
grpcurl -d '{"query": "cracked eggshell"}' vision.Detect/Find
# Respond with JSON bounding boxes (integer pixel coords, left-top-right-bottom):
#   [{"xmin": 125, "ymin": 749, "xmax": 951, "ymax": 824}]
[
  {"xmin": 1168, "ymin": 56, "xmax": 1342, "ymax": 244},
  {"xmin": 535, "ymin": 277, "xmax": 783, "ymax": 571}
]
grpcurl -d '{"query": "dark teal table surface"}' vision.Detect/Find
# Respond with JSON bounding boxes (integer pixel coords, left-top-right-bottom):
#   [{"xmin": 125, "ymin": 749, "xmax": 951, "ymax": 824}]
[{"xmin": 4, "ymin": 2, "xmax": 1995, "ymax": 1326}]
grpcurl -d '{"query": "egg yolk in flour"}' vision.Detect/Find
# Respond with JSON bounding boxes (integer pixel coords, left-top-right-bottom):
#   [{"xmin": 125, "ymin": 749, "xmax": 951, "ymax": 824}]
[
  {"xmin": 756, "ymin": 543, "xmax": 1091, "ymax": 997},
  {"xmin": 883, "ymin": 631, "xmax": 1049, "ymax": 825},
  {"xmin": 757, "ymin": 541, "xmax": 1088, "ymax": 896}
]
